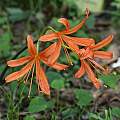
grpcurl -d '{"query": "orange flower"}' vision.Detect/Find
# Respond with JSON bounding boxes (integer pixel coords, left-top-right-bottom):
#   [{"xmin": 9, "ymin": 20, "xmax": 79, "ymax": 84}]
[
  {"xmin": 39, "ymin": 9, "xmax": 95, "ymax": 65},
  {"xmin": 5, "ymin": 35, "xmax": 68, "ymax": 96},
  {"xmin": 75, "ymin": 35, "xmax": 113, "ymax": 89}
]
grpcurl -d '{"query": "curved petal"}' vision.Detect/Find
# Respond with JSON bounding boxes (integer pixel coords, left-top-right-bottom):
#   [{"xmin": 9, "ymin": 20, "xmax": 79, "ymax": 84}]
[
  {"xmin": 41, "ymin": 56, "xmax": 68, "ymax": 70},
  {"xmin": 58, "ymin": 18, "xmax": 70, "ymax": 30},
  {"xmin": 85, "ymin": 8, "xmax": 90, "ymax": 19},
  {"xmin": 75, "ymin": 60, "xmax": 85, "ymax": 78},
  {"xmin": 63, "ymin": 36, "xmax": 95, "ymax": 47},
  {"xmin": 5, "ymin": 60, "xmax": 34, "ymax": 83},
  {"xmin": 83, "ymin": 60, "xmax": 101, "ymax": 89},
  {"xmin": 64, "ymin": 9, "xmax": 89, "ymax": 35},
  {"xmin": 27, "ymin": 35, "xmax": 37, "ymax": 56},
  {"xmin": 91, "ymin": 35, "xmax": 113, "ymax": 50},
  {"xmin": 49, "ymin": 63, "xmax": 68, "ymax": 70},
  {"xmin": 7, "ymin": 56, "xmax": 32, "ymax": 67},
  {"xmin": 63, "ymin": 36, "xmax": 79, "ymax": 52},
  {"xmin": 79, "ymin": 48, "xmax": 93, "ymax": 60},
  {"xmin": 94, "ymin": 51, "xmax": 113, "ymax": 59},
  {"xmin": 36, "ymin": 60, "xmax": 50, "ymax": 95},
  {"xmin": 39, "ymin": 42, "xmax": 57, "ymax": 58},
  {"xmin": 39, "ymin": 33, "xmax": 58, "ymax": 42},
  {"xmin": 48, "ymin": 40, "xmax": 62, "ymax": 65},
  {"xmin": 65, "ymin": 18, "xmax": 87, "ymax": 34}
]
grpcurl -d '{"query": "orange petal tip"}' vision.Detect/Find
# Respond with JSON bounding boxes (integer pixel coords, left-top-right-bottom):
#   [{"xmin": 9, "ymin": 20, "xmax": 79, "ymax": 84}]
[
  {"xmin": 85, "ymin": 8, "xmax": 90, "ymax": 18},
  {"xmin": 27, "ymin": 34, "xmax": 32, "ymax": 39}
]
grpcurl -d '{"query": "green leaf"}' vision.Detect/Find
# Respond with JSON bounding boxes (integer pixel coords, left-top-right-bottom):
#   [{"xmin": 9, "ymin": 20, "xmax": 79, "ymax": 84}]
[
  {"xmin": 99, "ymin": 74, "xmax": 120, "ymax": 88},
  {"xmin": 24, "ymin": 116, "xmax": 35, "ymax": 120},
  {"xmin": 86, "ymin": 14, "xmax": 95, "ymax": 29},
  {"xmin": 0, "ymin": 64, "xmax": 6, "ymax": 73},
  {"xmin": 6, "ymin": 8, "xmax": 24, "ymax": 15},
  {"xmin": 0, "ymin": 32, "xmax": 12, "ymax": 55},
  {"xmin": 9, "ymin": 81, "xmax": 17, "ymax": 93},
  {"xmin": 50, "ymin": 17, "xmax": 62, "ymax": 28},
  {"xmin": 45, "ymin": 100, "xmax": 55, "ymax": 109},
  {"xmin": 0, "ymin": 16, "xmax": 7, "ymax": 25},
  {"xmin": 74, "ymin": 89, "xmax": 93, "ymax": 107},
  {"xmin": 69, "ymin": 19, "xmax": 81, "ymax": 28},
  {"xmin": 64, "ymin": 0, "xmax": 76, "ymax": 7},
  {"xmin": 62, "ymin": 107, "xmax": 78, "ymax": 119},
  {"xmin": 59, "ymin": 52, "xmax": 68, "ymax": 64},
  {"xmin": 28, "ymin": 96, "xmax": 47, "ymax": 113},
  {"xmin": 46, "ymin": 71, "xmax": 63, "ymax": 82},
  {"xmin": 51, "ymin": 79, "xmax": 65, "ymax": 90},
  {"xmin": 111, "ymin": 107, "xmax": 120, "ymax": 118},
  {"xmin": 70, "ymin": 52, "xmax": 79, "ymax": 63},
  {"xmin": 18, "ymin": 83, "xmax": 29, "ymax": 96},
  {"xmin": 89, "ymin": 113, "xmax": 104, "ymax": 120},
  {"xmin": 74, "ymin": 30, "xmax": 89, "ymax": 37},
  {"xmin": 6, "ymin": 8, "xmax": 29, "ymax": 23}
]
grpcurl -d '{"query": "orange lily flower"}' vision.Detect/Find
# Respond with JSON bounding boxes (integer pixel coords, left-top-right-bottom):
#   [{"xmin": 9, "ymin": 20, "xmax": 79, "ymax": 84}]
[
  {"xmin": 39, "ymin": 9, "xmax": 95, "ymax": 65},
  {"xmin": 5, "ymin": 35, "xmax": 68, "ymax": 96},
  {"xmin": 74, "ymin": 35, "xmax": 113, "ymax": 89}
]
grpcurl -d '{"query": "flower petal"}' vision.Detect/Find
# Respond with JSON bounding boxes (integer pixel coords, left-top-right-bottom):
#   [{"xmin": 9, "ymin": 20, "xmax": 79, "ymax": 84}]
[
  {"xmin": 50, "ymin": 63, "xmax": 68, "ymax": 70},
  {"xmin": 75, "ymin": 60, "xmax": 85, "ymax": 78},
  {"xmin": 27, "ymin": 35, "xmax": 37, "ymax": 56},
  {"xmin": 39, "ymin": 42, "xmax": 57, "ymax": 58},
  {"xmin": 36, "ymin": 60, "xmax": 50, "ymax": 95},
  {"xmin": 79, "ymin": 47, "xmax": 93, "ymax": 60},
  {"xmin": 7, "ymin": 56, "xmax": 32, "ymax": 67},
  {"xmin": 58, "ymin": 18, "xmax": 70, "ymax": 30},
  {"xmin": 63, "ymin": 36, "xmax": 95, "ymax": 47},
  {"xmin": 83, "ymin": 60, "xmax": 101, "ymax": 89},
  {"xmin": 39, "ymin": 33, "xmax": 58, "ymax": 41},
  {"xmin": 63, "ymin": 36, "xmax": 79, "ymax": 52},
  {"xmin": 41, "ymin": 56, "xmax": 68, "ymax": 70},
  {"xmin": 64, "ymin": 9, "xmax": 89, "ymax": 34},
  {"xmin": 91, "ymin": 35, "xmax": 113, "ymax": 50},
  {"xmin": 5, "ymin": 61, "xmax": 34, "ymax": 83},
  {"xmin": 94, "ymin": 51, "xmax": 113, "ymax": 59},
  {"xmin": 48, "ymin": 40, "xmax": 62, "ymax": 65}
]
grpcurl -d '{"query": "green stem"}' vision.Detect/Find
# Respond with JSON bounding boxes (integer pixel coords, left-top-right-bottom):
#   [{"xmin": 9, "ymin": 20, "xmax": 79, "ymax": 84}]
[
  {"xmin": 56, "ymin": 90, "xmax": 59, "ymax": 117},
  {"xmin": 5, "ymin": 13, "xmax": 13, "ymax": 39},
  {"xmin": 29, "ymin": 0, "xmax": 34, "ymax": 11},
  {"xmin": 37, "ymin": 40, "xmax": 40, "ymax": 53},
  {"xmin": 47, "ymin": 26, "xmax": 58, "ymax": 33},
  {"xmin": 62, "ymin": 43, "xmax": 71, "ymax": 50}
]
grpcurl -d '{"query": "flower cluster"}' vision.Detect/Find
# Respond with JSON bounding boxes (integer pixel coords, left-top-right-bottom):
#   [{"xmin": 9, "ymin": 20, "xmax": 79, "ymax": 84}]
[{"xmin": 5, "ymin": 9, "xmax": 113, "ymax": 96}]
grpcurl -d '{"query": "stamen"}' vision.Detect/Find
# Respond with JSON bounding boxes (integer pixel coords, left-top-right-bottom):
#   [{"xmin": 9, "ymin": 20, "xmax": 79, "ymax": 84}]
[
  {"xmin": 104, "ymin": 85, "xmax": 108, "ymax": 88},
  {"xmin": 88, "ymin": 58, "xmax": 105, "ymax": 71},
  {"xmin": 24, "ymin": 70, "xmax": 31, "ymax": 84},
  {"xmin": 37, "ymin": 84, "xmax": 43, "ymax": 94},
  {"xmin": 28, "ymin": 64, "xmax": 35, "ymax": 97},
  {"xmin": 15, "ymin": 70, "xmax": 31, "ymax": 96},
  {"xmin": 63, "ymin": 47, "xmax": 73, "ymax": 65},
  {"xmin": 16, "ymin": 69, "xmax": 30, "ymax": 84},
  {"xmin": 87, "ymin": 59, "xmax": 102, "ymax": 75}
]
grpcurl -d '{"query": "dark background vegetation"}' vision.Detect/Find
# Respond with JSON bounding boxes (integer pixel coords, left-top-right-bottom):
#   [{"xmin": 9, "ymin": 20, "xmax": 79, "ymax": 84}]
[{"xmin": 0, "ymin": 0, "xmax": 120, "ymax": 120}]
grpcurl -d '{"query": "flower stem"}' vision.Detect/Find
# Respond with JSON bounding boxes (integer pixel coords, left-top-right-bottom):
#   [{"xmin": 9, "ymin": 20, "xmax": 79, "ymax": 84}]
[
  {"xmin": 47, "ymin": 26, "xmax": 58, "ymax": 33},
  {"xmin": 37, "ymin": 40, "xmax": 40, "ymax": 54},
  {"xmin": 56, "ymin": 90, "xmax": 59, "ymax": 117}
]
